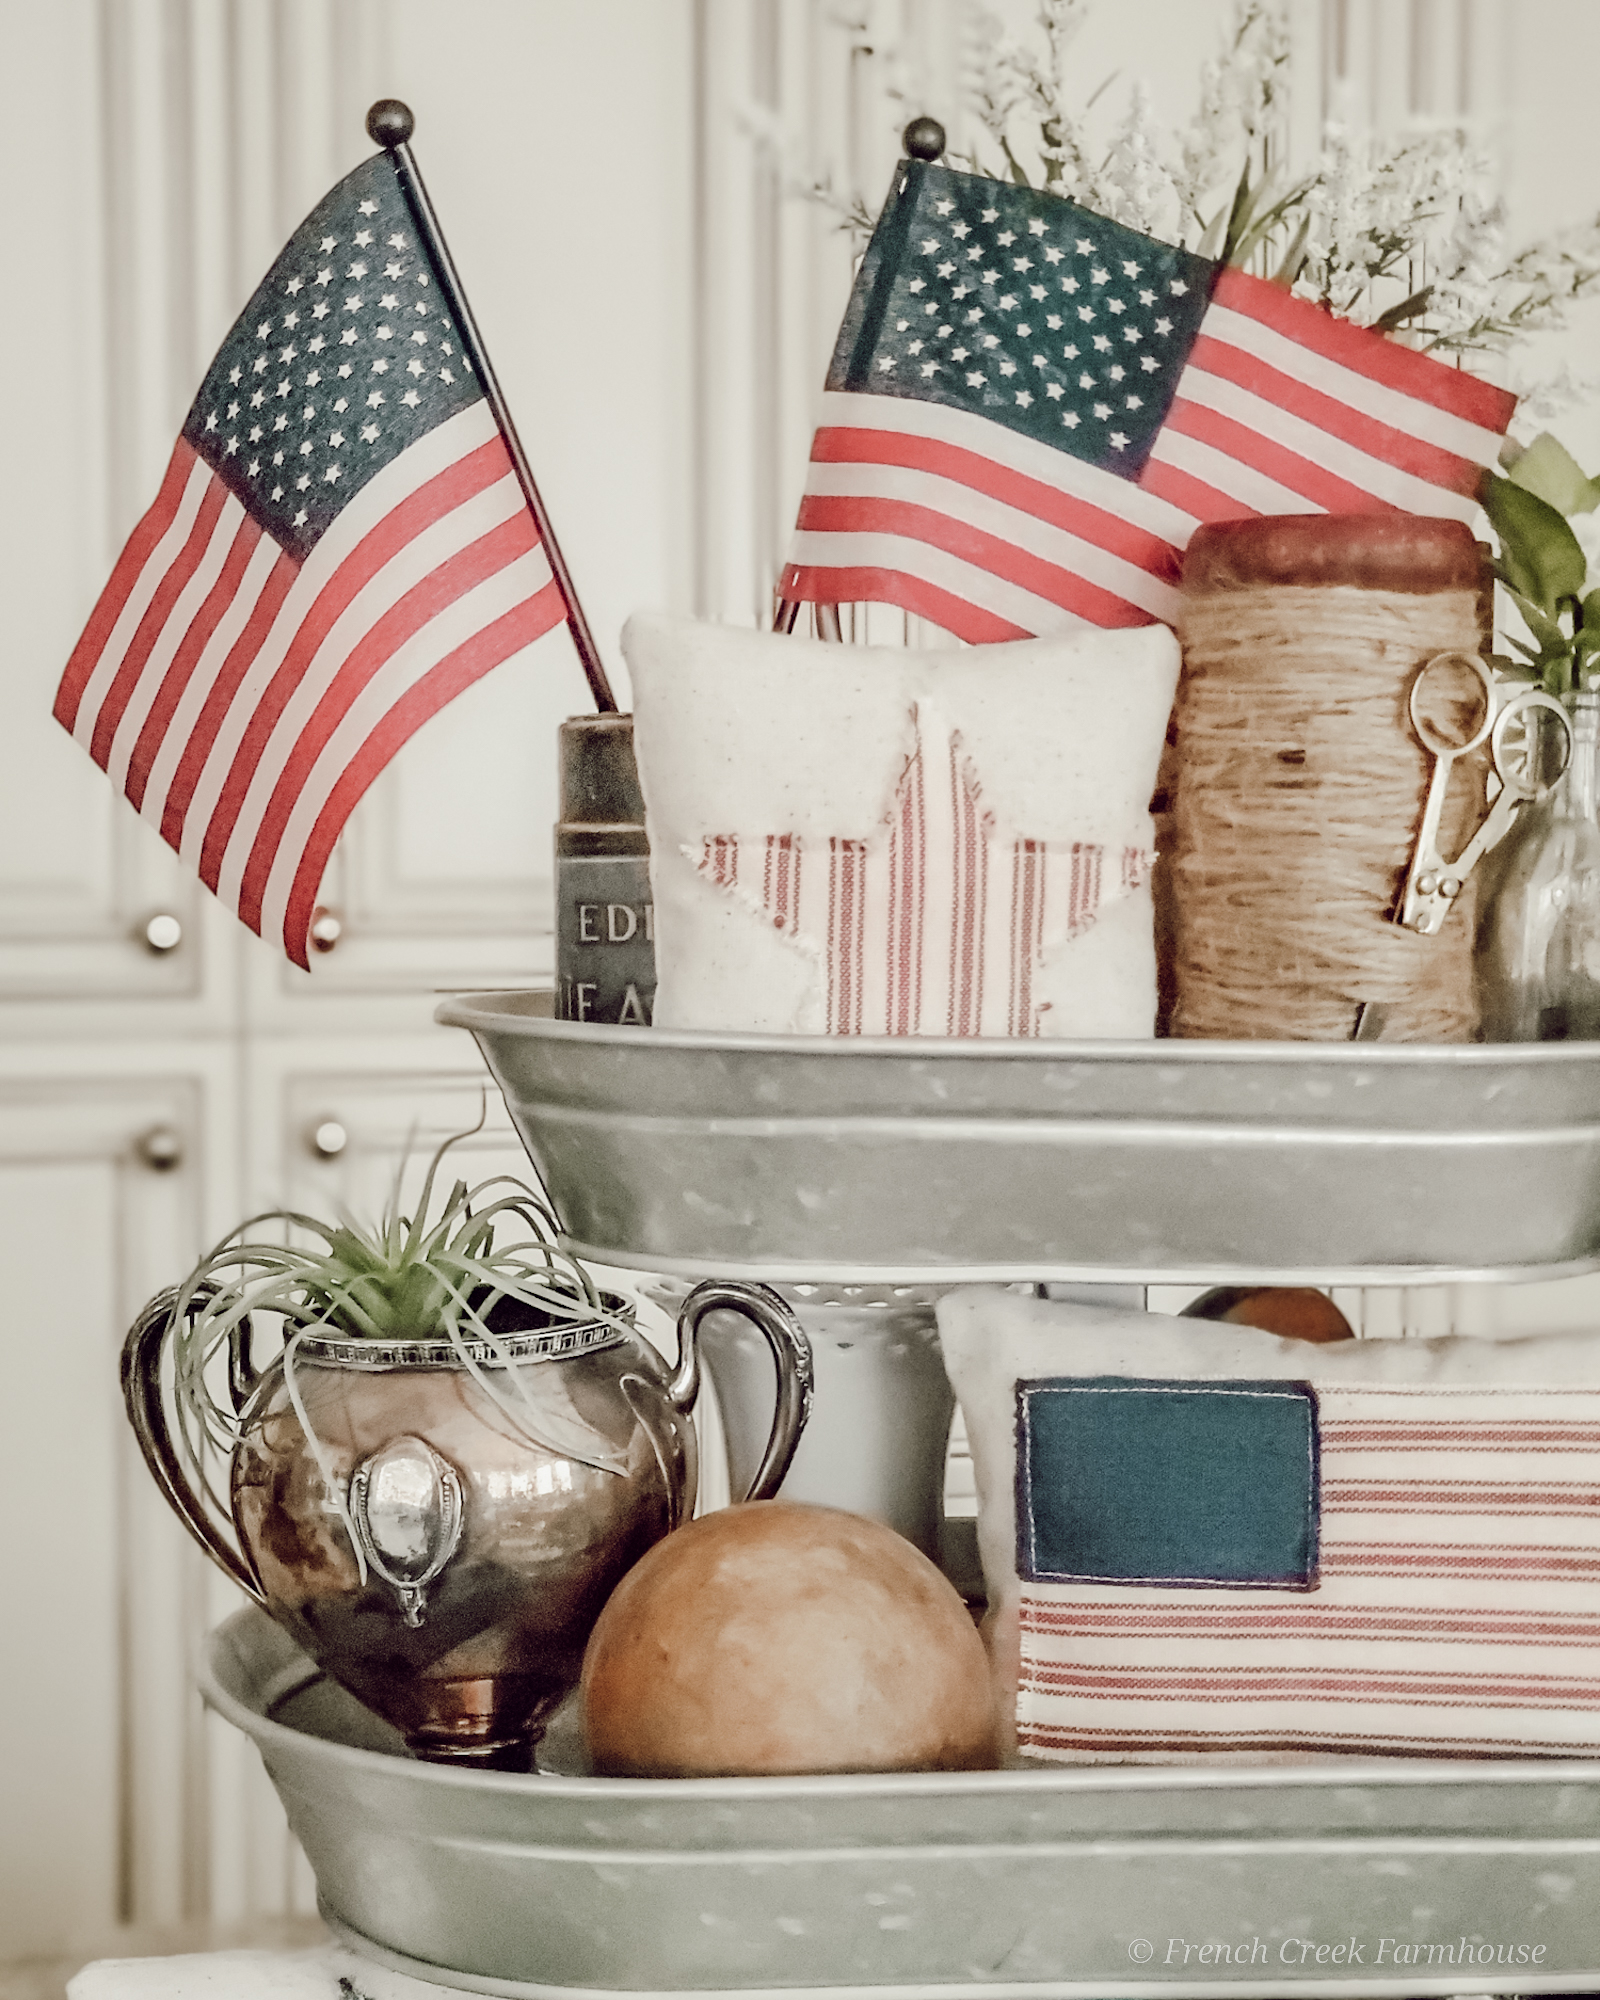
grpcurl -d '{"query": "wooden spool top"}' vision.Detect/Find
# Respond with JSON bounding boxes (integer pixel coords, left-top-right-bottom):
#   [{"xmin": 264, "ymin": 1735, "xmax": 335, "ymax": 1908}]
[{"xmin": 1182, "ymin": 513, "xmax": 1488, "ymax": 596}]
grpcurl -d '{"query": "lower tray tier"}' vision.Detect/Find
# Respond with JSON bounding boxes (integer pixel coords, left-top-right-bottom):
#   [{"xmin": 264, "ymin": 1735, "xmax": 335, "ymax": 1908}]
[
  {"xmin": 436, "ymin": 992, "xmax": 1600, "ymax": 1284},
  {"xmin": 211, "ymin": 1607, "xmax": 1600, "ymax": 1999}
]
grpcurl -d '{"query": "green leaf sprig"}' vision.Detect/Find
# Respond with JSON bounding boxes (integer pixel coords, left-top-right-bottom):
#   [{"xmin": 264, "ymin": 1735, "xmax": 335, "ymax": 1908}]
[{"xmin": 1483, "ymin": 432, "xmax": 1600, "ymax": 698}]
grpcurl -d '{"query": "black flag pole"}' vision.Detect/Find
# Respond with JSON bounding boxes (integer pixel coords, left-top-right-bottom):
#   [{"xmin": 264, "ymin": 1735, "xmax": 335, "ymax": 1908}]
[{"xmin": 367, "ymin": 99, "xmax": 618, "ymax": 713}]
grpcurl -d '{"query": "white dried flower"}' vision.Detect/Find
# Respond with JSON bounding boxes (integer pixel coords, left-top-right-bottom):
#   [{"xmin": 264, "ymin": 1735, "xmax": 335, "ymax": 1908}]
[
  {"xmin": 960, "ymin": 1, "xmax": 1106, "ymax": 203},
  {"xmin": 1177, "ymin": 0, "xmax": 1290, "ymax": 230},
  {"xmin": 791, "ymin": 0, "xmax": 1600, "ymax": 382},
  {"xmin": 1099, "ymin": 81, "xmax": 1185, "ymax": 242},
  {"xmin": 964, "ymin": 9, "xmax": 1030, "ymax": 157},
  {"xmin": 1505, "ymin": 361, "xmax": 1600, "ymax": 441}
]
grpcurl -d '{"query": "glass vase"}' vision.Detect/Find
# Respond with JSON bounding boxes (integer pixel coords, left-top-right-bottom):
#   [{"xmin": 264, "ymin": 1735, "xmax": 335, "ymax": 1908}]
[{"xmin": 1477, "ymin": 690, "xmax": 1600, "ymax": 1041}]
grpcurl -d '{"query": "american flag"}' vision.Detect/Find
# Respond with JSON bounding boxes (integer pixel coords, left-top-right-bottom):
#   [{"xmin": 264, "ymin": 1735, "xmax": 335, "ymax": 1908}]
[
  {"xmin": 779, "ymin": 161, "xmax": 1517, "ymax": 641},
  {"xmin": 1018, "ymin": 1383, "xmax": 1600, "ymax": 1760},
  {"xmin": 54, "ymin": 150, "xmax": 569, "ymax": 967}
]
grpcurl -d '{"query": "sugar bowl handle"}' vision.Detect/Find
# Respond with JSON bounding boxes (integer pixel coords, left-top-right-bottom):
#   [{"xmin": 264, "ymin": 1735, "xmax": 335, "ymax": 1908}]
[
  {"xmin": 668, "ymin": 1281, "xmax": 813, "ymax": 1502},
  {"xmin": 122, "ymin": 1286, "xmax": 267, "ymax": 1605}
]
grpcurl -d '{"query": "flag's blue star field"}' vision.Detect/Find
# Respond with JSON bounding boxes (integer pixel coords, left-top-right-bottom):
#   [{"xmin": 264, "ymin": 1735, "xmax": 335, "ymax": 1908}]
[
  {"xmin": 829, "ymin": 162, "xmax": 1214, "ymax": 477},
  {"xmin": 182, "ymin": 153, "xmax": 481, "ymax": 560}
]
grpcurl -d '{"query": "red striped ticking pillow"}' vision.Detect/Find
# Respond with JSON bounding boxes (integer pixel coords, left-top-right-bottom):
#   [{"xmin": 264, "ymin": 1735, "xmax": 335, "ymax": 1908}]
[
  {"xmin": 937, "ymin": 1287, "xmax": 1600, "ymax": 1765},
  {"xmin": 622, "ymin": 612, "xmax": 1179, "ymax": 1038}
]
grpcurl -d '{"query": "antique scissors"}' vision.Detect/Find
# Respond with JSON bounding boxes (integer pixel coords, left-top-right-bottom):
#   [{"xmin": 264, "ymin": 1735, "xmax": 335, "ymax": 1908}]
[{"xmin": 1398, "ymin": 651, "xmax": 1573, "ymax": 937}]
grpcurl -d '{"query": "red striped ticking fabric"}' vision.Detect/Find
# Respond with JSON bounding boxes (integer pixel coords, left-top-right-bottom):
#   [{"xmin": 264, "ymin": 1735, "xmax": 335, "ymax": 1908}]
[
  {"xmin": 1018, "ymin": 1384, "xmax": 1600, "ymax": 1760},
  {"xmin": 55, "ymin": 403, "xmax": 561, "ymax": 967},
  {"xmin": 693, "ymin": 711, "xmax": 1150, "ymax": 1036},
  {"xmin": 781, "ymin": 268, "xmax": 1517, "ymax": 643}
]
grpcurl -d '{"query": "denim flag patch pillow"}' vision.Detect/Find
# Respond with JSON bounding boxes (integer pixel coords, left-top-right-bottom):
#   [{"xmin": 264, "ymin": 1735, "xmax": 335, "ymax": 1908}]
[
  {"xmin": 938, "ymin": 1287, "xmax": 1600, "ymax": 1764},
  {"xmin": 622, "ymin": 612, "xmax": 1180, "ymax": 1038}
]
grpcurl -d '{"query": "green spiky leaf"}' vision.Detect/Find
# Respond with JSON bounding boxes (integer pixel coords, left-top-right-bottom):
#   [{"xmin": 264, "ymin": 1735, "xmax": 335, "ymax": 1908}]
[
  {"xmin": 1501, "ymin": 583, "xmax": 1573, "ymax": 654},
  {"xmin": 1271, "ymin": 212, "xmax": 1311, "ymax": 287}
]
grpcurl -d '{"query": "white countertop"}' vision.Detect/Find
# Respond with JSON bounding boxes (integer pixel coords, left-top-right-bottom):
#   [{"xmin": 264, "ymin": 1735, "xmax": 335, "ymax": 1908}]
[{"xmin": 67, "ymin": 1946, "xmax": 474, "ymax": 2000}]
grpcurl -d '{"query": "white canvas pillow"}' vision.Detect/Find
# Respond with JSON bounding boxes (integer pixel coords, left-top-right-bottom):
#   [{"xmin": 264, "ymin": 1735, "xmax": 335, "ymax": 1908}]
[
  {"xmin": 938, "ymin": 1286, "xmax": 1600, "ymax": 1765},
  {"xmin": 623, "ymin": 612, "xmax": 1180, "ymax": 1037}
]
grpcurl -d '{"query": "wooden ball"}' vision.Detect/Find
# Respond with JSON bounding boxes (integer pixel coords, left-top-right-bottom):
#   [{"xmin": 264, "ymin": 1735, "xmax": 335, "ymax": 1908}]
[
  {"xmin": 1183, "ymin": 1285, "xmax": 1355, "ymax": 1344},
  {"xmin": 580, "ymin": 1502, "xmax": 997, "ymax": 1777}
]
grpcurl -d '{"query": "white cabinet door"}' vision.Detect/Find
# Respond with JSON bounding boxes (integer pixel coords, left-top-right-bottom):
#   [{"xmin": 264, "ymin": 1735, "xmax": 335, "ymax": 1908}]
[
  {"xmin": 0, "ymin": 1052, "xmax": 306, "ymax": 1957},
  {"xmin": 0, "ymin": 0, "xmax": 218, "ymax": 1022},
  {"xmin": 241, "ymin": 1032, "xmax": 535, "ymax": 1222}
]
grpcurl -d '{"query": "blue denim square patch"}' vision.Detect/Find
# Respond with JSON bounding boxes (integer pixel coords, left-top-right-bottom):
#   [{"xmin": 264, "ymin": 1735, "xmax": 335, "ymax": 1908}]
[{"xmin": 1016, "ymin": 1377, "xmax": 1319, "ymax": 1590}]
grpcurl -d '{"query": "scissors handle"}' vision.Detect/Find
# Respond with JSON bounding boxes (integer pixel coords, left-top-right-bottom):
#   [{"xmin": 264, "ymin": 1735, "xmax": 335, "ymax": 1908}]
[
  {"xmin": 1401, "ymin": 687, "xmax": 1573, "ymax": 936},
  {"xmin": 1399, "ymin": 756, "xmax": 1464, "ymax": 936},
  {"xmin": 1399, "ymin": 652, "xmax": 1499, "ymax": 936},
  {"xmin": 1492, "ymin": 688, "xmax": 1573, "ymax": 798}
]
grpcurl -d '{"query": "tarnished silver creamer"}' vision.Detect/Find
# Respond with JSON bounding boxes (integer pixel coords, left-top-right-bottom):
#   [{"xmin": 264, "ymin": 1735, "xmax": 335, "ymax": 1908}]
[{"xmin": 123, "ymin": 1282, "xmax": 812, "ymax": 1769}]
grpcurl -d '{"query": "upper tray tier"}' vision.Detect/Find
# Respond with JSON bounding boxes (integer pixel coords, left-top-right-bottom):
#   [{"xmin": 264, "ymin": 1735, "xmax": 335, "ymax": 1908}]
[{"xmin": 436, "ymin": 991, "xmax": 1600, "ymax": 1285}]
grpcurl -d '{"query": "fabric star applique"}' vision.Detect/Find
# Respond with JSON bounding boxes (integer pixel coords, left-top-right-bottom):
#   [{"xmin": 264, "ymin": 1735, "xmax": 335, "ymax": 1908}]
[{"xmin": 688, "ymin": 704, "xmax": 1151, "ymax": 1037}]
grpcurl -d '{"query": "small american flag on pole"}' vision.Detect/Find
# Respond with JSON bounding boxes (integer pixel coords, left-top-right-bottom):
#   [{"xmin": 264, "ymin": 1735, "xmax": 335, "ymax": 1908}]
[
  {"xmin": 778, "ymin": 159, "xmax": 1518, "ymax": 641},
  {"xmin": 56, "ymin": 119, "xmax": 602, "ymax": 968}
]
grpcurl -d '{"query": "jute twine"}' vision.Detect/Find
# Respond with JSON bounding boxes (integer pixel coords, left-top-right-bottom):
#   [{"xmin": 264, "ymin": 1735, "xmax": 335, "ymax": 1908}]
[{"xmin": 1165, "ymin": 583, "xmax": 1488, "ymax": 1042}]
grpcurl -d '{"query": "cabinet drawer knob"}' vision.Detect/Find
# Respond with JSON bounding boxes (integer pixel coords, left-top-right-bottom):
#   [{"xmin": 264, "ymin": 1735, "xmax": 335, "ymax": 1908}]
[
  {"xmin": 142, "ymin": 913, "xmax": 183, "ymax": 954},
  {"xmin": 309, "ymin": 906, "xmax": 343, "ymax": 953},
  {"xmin": 137, "ymin": 1124, "xmax": 184, "ymax": 1171},
  {"xmin": 310, "ymin": 1119, "xmax": 348, "ymax": 1159}
]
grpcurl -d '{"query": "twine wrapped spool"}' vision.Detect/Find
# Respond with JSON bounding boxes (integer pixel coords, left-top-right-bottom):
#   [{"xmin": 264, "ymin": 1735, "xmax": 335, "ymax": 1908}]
[{"xmin": 1165, "ymin": 516, "xmax": 1492, "ymax": 1042}]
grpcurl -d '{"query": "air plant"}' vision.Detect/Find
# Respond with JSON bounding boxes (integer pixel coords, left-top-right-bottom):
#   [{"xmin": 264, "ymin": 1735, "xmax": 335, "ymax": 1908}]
[{"xmin": 165, "ymin": 1117, "xmax": 634, "ymax": 1580}]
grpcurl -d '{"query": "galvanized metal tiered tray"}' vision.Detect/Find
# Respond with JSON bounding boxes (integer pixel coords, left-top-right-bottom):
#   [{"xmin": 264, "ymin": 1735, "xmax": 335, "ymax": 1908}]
[
  {"xmin": 210, "ymin": 1607, "xmax": 1600, "ymax": 1999},
  {"xmin": 201, "ymin": 997, "xmax": 1600, "ymax": 1996},
  {"xmin": 435, "ymin": 990, "xmax": 1600, "ymax": 1285}
]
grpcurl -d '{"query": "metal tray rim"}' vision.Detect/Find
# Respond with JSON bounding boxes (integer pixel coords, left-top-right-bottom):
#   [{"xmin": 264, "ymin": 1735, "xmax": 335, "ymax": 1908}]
[
  {"xmin": 202, "ymin": 1609, "xmax": 1600, "ymax": 1805},
  {"xmin": 321, "ymin": 1906, "xmax": 1600, "ymax": 2000},
  {"xmin": 566, "ymin": 1241, "xmax": 1600, "ymax": 1290},
  {"xmin": 434, "ymin": 992, "xmax": 1600, "ymax": 1070}
]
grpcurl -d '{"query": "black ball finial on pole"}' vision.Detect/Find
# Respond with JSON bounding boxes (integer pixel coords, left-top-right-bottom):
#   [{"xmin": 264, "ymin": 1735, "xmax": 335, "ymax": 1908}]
[
  {"xmin": 366, "ymin": 99, "xmax": 415, "ymax": 150},
  {"xmin": 903, "ymin": 116, "xmax": 946, "ymax": 162}
]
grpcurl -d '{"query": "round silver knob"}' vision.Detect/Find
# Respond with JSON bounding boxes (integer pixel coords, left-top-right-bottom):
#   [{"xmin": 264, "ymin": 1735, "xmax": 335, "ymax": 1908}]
[
  {"xmin": 136, "ymin": 1124, "xmax": 184, "ymax": 1171},
  {"xmin": 310, "ymin": 1119, "xmax": 348, "ymax": 1159},
  {"xmin": 142, "ymin": 913, "xmax": 183, "ymax": 954},
  {"xmin": 309, "ymin": 906, "xmax": 343, "ymax": 953}
]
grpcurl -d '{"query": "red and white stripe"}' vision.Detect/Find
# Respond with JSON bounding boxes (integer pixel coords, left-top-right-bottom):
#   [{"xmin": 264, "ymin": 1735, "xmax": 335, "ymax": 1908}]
[
  {"xmin": 691, "ymin": 705, "xmax": 1150, "ymax": 1037},
  {"xmin": 885, "ymin": 744, "xmax": 924, "ymax": 1036},
  {"xmin": 56, "ymin": 402, "xmax": 564, "ymax": 965},
  {"xmin": 1018, "ymin": 1383, "xmax": 1600, "ymax": 1760},
  {"xmin": 781, "ymin": 267, "xmax": 1518, "ymax": 643}
]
